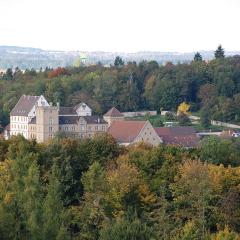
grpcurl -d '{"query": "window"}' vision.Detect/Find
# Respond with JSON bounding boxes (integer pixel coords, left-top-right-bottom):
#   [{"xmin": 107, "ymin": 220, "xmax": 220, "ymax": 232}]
[
  {"xmin": 49, "ymin": 127, "xmax": 53, "ymax": 132},
  {"xmin": 95, "ymin": 126, "xmax": 98, "ymax": 131},
  {"xmin": 49, "ymin": 117, "xmax": 53, "ymax": 125}
]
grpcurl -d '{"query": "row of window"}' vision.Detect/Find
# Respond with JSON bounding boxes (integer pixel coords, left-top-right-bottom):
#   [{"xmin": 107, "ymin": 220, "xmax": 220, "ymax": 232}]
[
  {"xmin": 30, "ymin": 126, "xmax": 36, "ymax": 131},
  {"xmin": 59, "ymin": 125, "xmax": 106, "ymax": 132},
  {"xmin": 11, "ymin": 132, "xmax": 27, "ymax": 138},
  {"xmin": 11, "ymin": 124, "xmax": 27, "ymax": 130},
  {"xmin": 11, "ymin": 116, "xmax": 28, "ymax": 122}
]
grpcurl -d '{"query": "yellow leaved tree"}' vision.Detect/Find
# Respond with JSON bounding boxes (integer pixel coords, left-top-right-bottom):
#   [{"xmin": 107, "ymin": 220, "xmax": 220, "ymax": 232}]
[{"xmin": 177, "ymin": 102, "xmax": 190, "ymax": 115}]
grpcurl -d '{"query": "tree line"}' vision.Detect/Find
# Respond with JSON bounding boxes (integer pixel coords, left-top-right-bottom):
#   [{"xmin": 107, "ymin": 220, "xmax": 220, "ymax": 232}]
[
  {"xmin": 0, "ymin": 134, "xmax": 240, "ymax": 239},
  {"xmin": 0, "ymin": 45, "xmax": 240, "ymax": 128}
]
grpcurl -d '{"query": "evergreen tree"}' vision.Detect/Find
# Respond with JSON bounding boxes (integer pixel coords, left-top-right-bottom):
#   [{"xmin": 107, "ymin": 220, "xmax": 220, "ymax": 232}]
[
  {"xmin": 3, "ymin": 68, "xmax": 13, "ymax": 80},
  {"xmin": 114, "ymin": 56, "xmax": 124, "ymax": 67},
  {"xmin": 215, "ymin": 45, "xmax": 225, "ymax": 59},
  {"xmin": 194, "ymin": 52, "xmax": 203, "ymax": 62},
  {"xmin": 99, "ymin": 213, "xmax": 155, "ymax": 240},
  {"xmin": 200, "ymin": 107, "xmax": 211, "ymax": 129},
  {"xmin": 42, "ymin": 163, "xmax": 70, "ymax": 240},
  {"xmin": 22, "ymin": 160, "xmax": 43, "ymax": 240}
]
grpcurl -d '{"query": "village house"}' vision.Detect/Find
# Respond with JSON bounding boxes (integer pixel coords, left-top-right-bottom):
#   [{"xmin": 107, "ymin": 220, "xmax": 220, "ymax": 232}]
[
  {"xmin": 103, "ymin": 107, "xmax": 124, "ymax": 126},
  {"xmin": 107, "ymin": 120, "xmax": 163, "ymax": 146}
]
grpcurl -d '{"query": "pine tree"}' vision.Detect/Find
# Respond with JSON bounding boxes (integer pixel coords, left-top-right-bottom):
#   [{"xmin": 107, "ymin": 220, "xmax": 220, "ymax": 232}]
[
  {"xmin": 194, "ymin": 52, "xmax": 203, "ymax": 62},
  {"xmin": 215, "ymin": 45, "xmax": 225, "ymax": 59},
  {"xmin": 22, "ymin": 160, "xmax": 43, "ymax": 240},
  {"xmin": 114, "ymin": 56, "xmax": 124, "ymax": 67},
  {"xmin": 42, "ymin": 163, "xmax": 70, "ymax": 240}
]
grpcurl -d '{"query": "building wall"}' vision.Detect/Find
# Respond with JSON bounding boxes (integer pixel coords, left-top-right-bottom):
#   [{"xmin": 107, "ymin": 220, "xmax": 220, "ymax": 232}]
[
  {"xmin": 10, "ymin": 116, "xmax": 29, "ymax": 138},
  {"xmin": 28, "ymin": 123, "xmax": 37, "ymax": 140},
  {"xmin": 134, "ymin": 121, "xmax": 162, "ymax": 146},
  {"xmin": 10, "ymin": 95, "xmax": 49, "ymax": 139},
  {"xmin": 59, "ymin": 122, "xmax": 108, "ymax": 139},
  {"xmin": 85, "ymin": 123, "xmax": 108, "ymax": 138},
  {"xmin": 28, "ymin": 95, "xmax": 49, "ymax": 118},
  {"xmin": 35, "ymin": 106, "xmax": 59, "ymax": 143},
  {"xmin": 122, "ymin": 111, "xmax": 157, "ymax": 117},
  {"xmin": 76, "ymin": 104, "xmax": 92, "ymax": 116},
  {"xmin": 103, "ymin": 116, "xmax": 124, "ymax": 126}
]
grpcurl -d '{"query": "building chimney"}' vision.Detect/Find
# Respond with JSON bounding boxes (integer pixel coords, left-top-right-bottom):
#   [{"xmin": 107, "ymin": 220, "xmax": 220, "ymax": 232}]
[{"xmin": 57, "ymin": 102, "xmax": 60, "ymax": 108}]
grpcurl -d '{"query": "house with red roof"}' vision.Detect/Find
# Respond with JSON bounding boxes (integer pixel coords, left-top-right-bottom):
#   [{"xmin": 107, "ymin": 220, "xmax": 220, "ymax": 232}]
[
  {"xmin": 155, "ymin": 127, "xmax": 199, "ymax": 148},
  {"xmin": 107, "ymin": 120, "xmax": 163, "ymax": 146}
]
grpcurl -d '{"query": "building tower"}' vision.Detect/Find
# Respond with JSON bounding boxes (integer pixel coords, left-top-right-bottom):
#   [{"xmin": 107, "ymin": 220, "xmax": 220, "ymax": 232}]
[
  {"xmin": 103, "ymin": 107, "xmax": 124, "ymax": 127},
  {"xmin": 35, "ymin": 104, "xmax": 59, "ymax": 143}
]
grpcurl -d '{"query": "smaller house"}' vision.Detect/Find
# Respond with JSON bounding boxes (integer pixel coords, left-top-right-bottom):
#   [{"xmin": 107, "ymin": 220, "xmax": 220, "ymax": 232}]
[
  {"xmin": 74, "ymin": 102, "xmax": 92, "ymax": 116},
  {"xmin": 103, "ymin": 107, "xmax": 124, "ymax": 126},
  {"xmin": 59, "ymin": 102, "xmax": 92, "ymax": 117},
  {"xmin": 155, "ymin": 127, "xmax": 199, "ymax": 148},
  {"xmin": 108, "ymin": 120, "xmax": 162, "ymax": 146}
]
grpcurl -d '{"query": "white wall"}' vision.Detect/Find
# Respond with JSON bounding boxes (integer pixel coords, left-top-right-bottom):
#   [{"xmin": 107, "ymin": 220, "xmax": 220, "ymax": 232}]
[{"xmin": 76, "ymin": 103, "xmax": 92, "ymax": 116}]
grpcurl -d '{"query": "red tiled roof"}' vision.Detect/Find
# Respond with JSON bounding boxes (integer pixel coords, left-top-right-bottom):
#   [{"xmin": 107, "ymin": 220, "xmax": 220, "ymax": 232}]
[
  {"xmin": 104, "ymin": 107, "xmax": 123, "ymax": 117},
  {"xmin": 108, "ymin": 120, "xmax": 146, "ymax": 143},
  {"xmin": 155, "ymin": 127, "xmax": 199, "ymax": 148}
]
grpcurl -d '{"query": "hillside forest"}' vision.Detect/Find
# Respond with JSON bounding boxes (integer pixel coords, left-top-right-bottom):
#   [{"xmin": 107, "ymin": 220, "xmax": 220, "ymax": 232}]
[
  {"xmin": 0, "ymin": 48, "xmax": 240, "ymax": 127},
  {"xmin": 0, "ymin": 134, "xmax": 240, "ymax": 239}
]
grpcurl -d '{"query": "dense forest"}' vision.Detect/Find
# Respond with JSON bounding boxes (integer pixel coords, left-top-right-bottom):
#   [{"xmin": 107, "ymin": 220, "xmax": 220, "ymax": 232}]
[
  {"xmin": 1, "ymin": 47, "xmax": 240, "ymax": 128},
  {"xmin": 0, "ymin": 134, "xmax": 240, "ymax": 239}
]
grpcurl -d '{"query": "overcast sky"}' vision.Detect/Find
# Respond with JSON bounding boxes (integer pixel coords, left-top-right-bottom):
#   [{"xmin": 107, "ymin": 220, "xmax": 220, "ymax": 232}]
[{"xmin": 0, "ymin": 0, "xmax": 239, "ymax": 52}]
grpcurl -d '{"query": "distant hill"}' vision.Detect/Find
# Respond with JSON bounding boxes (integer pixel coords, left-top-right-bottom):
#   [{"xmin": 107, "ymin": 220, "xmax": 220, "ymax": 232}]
[{"xmin": 0, "ymin": 46, "xmax": 240, "ymax": 70}]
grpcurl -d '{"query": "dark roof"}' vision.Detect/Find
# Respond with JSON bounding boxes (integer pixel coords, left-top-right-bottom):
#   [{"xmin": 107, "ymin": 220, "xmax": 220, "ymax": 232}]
[
  {"xmin": 84, "ymin": 116, "xmax": 107, "ymax": 124},
  {"xmin": 59, "ymin": 107, "xmax": 77, "ymax": 116},
  {"xmin": 108, "ymin": 120, "xmax": 146, "ymax": 143},
  {"xmin": 10, "ymin": 95, "xmax": 40, "ymax": 116},
  {"xmin": 104, "ymin": 107, "xmax": 123, "ymax": 117},
  {"xmin": 59, "ymin": 116, "xmax": 107, "ymax": 125},
  {"xmin": 155, "ymin": 127, "xmax": 199, "ymax": 148},
  {"xmin": 59, "ymin": 116, "xmax": 79, "ymax": 125}
]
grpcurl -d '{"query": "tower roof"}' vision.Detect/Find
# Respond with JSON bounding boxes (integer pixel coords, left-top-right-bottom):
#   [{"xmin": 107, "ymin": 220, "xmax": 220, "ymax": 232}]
[{"xmin": 104, "ymin": 107, "xmax": 123, "ymax": 117}]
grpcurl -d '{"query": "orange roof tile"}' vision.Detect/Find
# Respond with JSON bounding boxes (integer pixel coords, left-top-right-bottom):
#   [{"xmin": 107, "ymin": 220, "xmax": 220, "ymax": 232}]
[{"xmin": 108, "ymin": 120, "xmax": 146, "ymax": 143}]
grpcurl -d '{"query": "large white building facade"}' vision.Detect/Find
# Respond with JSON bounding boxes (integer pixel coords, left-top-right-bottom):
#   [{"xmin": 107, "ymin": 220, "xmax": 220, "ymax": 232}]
[
  {"xmin": 10, "ymin": 95, "xmax": 49, "ymax": 139},
  {"xmin": 9, "ymin": 95, "xmax": 107, "ymax": 142}
]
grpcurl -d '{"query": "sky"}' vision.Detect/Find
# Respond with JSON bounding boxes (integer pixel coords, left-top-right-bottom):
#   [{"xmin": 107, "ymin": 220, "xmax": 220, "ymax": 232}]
[{"xmin": 0, "ymin": 0, "xmax": 240, "ymax": 52}]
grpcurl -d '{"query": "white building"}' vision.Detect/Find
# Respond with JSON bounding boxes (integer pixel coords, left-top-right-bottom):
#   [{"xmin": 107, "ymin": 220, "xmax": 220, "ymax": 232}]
[
  {"xmin": 9, "ymin": 95, "xmax": 97, "ymax": 142},
  {"xmin": 10, "ymin": 95, "xmax": 49, "ymax": 139}
]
